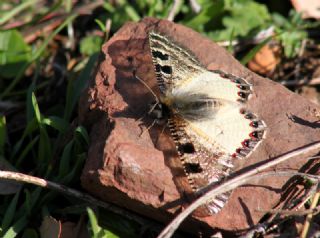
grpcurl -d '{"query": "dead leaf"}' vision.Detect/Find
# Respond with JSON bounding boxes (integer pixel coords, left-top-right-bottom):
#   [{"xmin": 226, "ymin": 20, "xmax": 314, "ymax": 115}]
[{"xmin": 39, "ymin": 216, "xmax": 61, "ymax": 238}]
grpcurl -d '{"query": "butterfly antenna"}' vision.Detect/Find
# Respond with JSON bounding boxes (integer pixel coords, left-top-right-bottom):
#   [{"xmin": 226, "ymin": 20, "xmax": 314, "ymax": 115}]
[{"xmin": 133, "ymin": 70, "xmax": 159, "ymax": 104}]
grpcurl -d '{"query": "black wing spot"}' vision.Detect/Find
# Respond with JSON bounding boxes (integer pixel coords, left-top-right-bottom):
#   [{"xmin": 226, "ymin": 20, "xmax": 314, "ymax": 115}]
[
  {"xmin": 250, "ymin": 121, "xmax": 258, "ymax": 127},
  {"xmin": 161, "ymin": 65, "xmax": 172, "ymax": 74},
  {"xmin": 238, "ymin": 92, "xmax": 248, "ymax": 99},
  {"xmin": 178, "ymin": 143, "xmax": 195, "ymax": 154},
  {"xmin": 185, "ymin": 163, "xmax": 203, "ymax": 173},
  {"xmin": 152, "ymin": 50, "xmax": 169, "ymax": 61},
  {"xmin": 155, "ymin": 64, "xmax": 161, "ymax": 73}
]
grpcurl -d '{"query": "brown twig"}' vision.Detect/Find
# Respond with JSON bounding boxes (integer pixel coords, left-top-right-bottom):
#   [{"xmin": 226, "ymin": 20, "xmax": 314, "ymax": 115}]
[
  {"xmin": 292, "ymin": 39, "xmax": 307, "ymax": 84},
  {"xmin": 22, "ymin": 1, "xmax": 104, "ymax": 43},
  {"xmin": 297, "ymin": 193, "xmax": 313, "ymax": 210},
  {"xmin": 0, "ymin": 171, "xmax": 155, "ymax": 228},
  {"xmin": 301, "ymin": 191, "xmax": 320, "ymax": 238},
  {"xmin": 105, "ymin": 18, "xmax": 112, "ymax": 41},
  {"xmin": 167, "ymin": 0, "xmax": 182, "ymax": 21},
  {"xmin": 217, "ymin": 26, "xmax": 274, "ymax": 48},
  {"xmin": 157, "ymin": 141, "xmax": 320, "ymax": 238},
  {"xmin": 188, "ymin": 0, "xmax": 201, "ymax": 13},
  {"xmin": 280, "ymin": 77, "xmax": 320, "ymax": 87},
  {"xmin": 266, "ymin": 206, "xmax": 320, "ymax": 216}
]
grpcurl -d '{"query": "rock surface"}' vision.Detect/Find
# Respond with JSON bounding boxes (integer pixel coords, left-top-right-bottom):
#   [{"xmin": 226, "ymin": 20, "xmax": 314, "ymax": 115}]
[{"xmin": 80, "ymin": 17, "xmax": 320, "ymax": 234}]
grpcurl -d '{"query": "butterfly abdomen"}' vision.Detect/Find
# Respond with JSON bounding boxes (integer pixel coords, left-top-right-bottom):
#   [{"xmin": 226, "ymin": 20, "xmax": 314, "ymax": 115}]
[{"xmin": 163, "ymin": 92, "xmax": 225, "ymax": 121}]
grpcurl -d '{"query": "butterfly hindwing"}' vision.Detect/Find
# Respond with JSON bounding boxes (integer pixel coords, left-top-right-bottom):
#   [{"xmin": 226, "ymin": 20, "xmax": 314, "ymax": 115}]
[{"xmin": 168, "ymin": 115, "xmax": 232, "ymax": 214}]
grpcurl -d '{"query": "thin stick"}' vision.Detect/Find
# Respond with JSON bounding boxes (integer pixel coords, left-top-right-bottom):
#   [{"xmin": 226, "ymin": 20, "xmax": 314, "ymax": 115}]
[
  {"xmin": 189, "ymin": 0, "xmax": 201, "ymax": 13},
  {"xmin": 167, "ymin": 0, "xmax": 182, "ymax": 21},
  {"xmin": 157, "ymin": 141, "xmax": 320, "ymax": 238},
  {"xmin": 217, "ymin": 26, "xmax": 274, "ymax": 48},
  {"xmin": 301, "ymin": 191, "xmax": 320, "ymax": 238},
  {"xmin": 281, "ymin": 77, "xmax": 320, "ymax": 87},
  {"xmin": 0, "ymin": 171, "xmax": 152, "ymax": 227},
  {"xmin": 266, "ymin": 207, "xmax": 320, "ymax": 216},
  {"xmin": 105, "ymin": 18, "xmax": 112, "ymax": 41}
]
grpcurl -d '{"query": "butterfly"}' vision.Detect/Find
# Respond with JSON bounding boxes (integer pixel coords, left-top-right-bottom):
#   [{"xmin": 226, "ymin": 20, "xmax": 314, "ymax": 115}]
[{"xmin": 148, "ymin": 31, "xmax": 266, "ymax": 215}]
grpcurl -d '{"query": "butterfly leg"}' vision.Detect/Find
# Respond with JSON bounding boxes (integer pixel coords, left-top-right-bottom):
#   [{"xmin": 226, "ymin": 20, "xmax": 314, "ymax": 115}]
[
  {"xmin": 138, "ymin": 119, "xmax": 157, "ymax": 137},
  {"xmin": 153, "ymin": 120, "xmax": 169, "ymax": 147}
]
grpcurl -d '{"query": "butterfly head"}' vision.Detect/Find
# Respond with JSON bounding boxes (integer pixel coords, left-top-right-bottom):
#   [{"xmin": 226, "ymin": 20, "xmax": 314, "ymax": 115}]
[{"xmin": 148, "ymin": 100, "xmax": 170, "ymax": 121}]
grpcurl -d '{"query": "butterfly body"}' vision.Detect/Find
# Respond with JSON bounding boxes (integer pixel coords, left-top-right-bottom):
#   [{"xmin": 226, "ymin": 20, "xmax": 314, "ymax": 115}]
[
  {"xmin": 160, "ymin": 91, "xmax": 222, "ymax": 121},
  {"xmin": 148, "ymin": 31, "xmax": 266, "ymax": 215}
]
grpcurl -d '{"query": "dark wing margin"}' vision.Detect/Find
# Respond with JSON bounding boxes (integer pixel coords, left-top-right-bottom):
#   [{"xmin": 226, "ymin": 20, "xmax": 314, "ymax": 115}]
[
  {"xmin": 168, "ymin": 114, "xmax": 232, "ymax": 215},
  {"xmin": 148, "ymin": 31, "xmax": 205, "ymax": 93}
]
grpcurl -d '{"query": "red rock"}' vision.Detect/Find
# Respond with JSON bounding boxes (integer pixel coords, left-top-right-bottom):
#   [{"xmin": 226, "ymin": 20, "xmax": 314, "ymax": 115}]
[{"xmin": 80, "ymin": 17, "xmax": 320, "ymax": 234}]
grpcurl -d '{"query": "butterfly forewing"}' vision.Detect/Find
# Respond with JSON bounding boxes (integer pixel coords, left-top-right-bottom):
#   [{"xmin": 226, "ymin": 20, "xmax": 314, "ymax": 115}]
[{"xmin": 148, "ymin": 31, "xmax": 205, "ymax": 93}]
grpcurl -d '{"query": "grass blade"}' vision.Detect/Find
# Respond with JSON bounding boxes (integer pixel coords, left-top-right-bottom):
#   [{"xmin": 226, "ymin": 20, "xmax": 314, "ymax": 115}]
[{"xmin": 0, "ymin": 192, "xmax": 20, "ymax": 235}]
